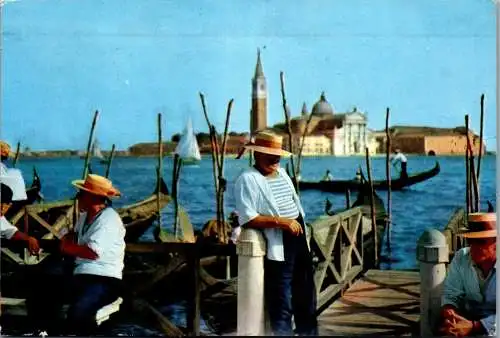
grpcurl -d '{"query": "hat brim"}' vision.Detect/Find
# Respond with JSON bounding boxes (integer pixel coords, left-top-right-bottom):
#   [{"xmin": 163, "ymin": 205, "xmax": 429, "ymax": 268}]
[
  {"xmin": 244, "ymin": 145, "xmax": 291, "ymax": 157},
  {"xmin": 459, "ymin": 230, "xmax": 497, "ymax": 238},
  {"xmin": 71, "ymin": 179, "xmax": 121, "ymax": 198}
]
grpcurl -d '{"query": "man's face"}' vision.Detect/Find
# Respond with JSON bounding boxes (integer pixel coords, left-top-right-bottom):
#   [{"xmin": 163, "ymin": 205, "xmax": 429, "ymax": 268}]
[
  {"xmin": 469, "ymin": 237, "xmax": 496, "ymax": 264},
  {"xmin": 0, "ymin": 202, "xmax": 11, "ymax": 216},
  {"xmin": 76, "ymin": 190, "xmax": 99, "ymax": 211},
  {"xmin": 254, "ymin": 152, "xmax": 281, "ymax": 175}
]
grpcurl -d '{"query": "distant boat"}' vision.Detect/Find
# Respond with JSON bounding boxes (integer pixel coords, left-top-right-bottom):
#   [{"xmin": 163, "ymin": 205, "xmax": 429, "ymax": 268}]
[
  {"xmin": 175, "ymin": 118, "xmax": 201, "ymax": 165},
  {"xmin": 80, "ymin": 139, "xmax": 106, "ymax": 162}
]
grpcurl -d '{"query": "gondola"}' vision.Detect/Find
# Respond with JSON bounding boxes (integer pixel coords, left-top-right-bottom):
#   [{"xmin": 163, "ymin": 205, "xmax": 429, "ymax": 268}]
[
  {"xmin": 298, "ymin": 161, "xmax": 440, "ymax": 193},
  {"xmin": 7, "ymin": 175, "xmax": 171, "ymax": 243},
  {"xmin": 5, "ymin": 167, "xmax": 43, "ymax": 220}
]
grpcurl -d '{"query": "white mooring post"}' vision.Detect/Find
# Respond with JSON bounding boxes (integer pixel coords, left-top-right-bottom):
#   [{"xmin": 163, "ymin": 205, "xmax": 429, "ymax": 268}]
[
  {"xmin": 416, "ymin": 228, "xmax": 449, "ymax": 337},
  {"xmin": 236, "ymin": 228, "xmax": 267, "ymax": 336}
]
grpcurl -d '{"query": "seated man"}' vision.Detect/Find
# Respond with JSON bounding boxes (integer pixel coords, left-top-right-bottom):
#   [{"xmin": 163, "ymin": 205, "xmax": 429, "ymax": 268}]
[
  {"xmin": 0, "ymin": 183, "xmax": 40, "ymax": 254},
  {"xmin": 0, "ymin": 140, "xmax": 12, "ymax": 174},
  {"xmin": 438, "ymin": 212, "xmax": 496, "ymax": 336},
  {"xmin": 28, "ymin": 174, "xmax": 125, "ymax": 335},
  {"xmin": 322, "ymin": 169, "xmax": 333, "ymax": 181}
]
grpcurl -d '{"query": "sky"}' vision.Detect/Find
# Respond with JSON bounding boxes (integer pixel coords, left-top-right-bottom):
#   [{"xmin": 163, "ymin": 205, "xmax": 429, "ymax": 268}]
[{"xmin": 0, "ymin": 0, "xmax": 496, "ymax": 151}]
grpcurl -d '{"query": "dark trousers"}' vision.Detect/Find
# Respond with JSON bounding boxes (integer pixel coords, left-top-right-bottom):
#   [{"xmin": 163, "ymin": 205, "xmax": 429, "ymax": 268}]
[
  {"xmin": 26, "ymin": 259, "xmax": 122, "ymax": 336},
  {"xmin": 401, "ymin": 162, "xmax": 408, "ymax": 179},
  {"xmin": 264, "ymin": 217, "xmax": 318, "ymax": 336}
]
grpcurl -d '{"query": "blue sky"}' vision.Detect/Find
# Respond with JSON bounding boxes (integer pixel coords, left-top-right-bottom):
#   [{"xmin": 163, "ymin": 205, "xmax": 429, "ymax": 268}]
[{"xmin": 1, "ymin": 0, "xmax": 496, "ymax": 151}]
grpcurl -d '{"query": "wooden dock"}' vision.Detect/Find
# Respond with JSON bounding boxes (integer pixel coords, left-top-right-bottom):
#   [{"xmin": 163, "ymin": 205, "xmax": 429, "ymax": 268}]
[{"xmin": 318, "ymin": 269, "xmax": 420, "ymax": 336}]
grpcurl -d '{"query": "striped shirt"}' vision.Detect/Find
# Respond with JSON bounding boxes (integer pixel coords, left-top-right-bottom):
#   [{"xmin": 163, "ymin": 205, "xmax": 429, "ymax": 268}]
[
  {"xmin": 442, "ymin": 247, "xmax": 496, "ymax": 336},
  {"xmin": 266, "ymin": 173, "xmax": 300, "ymax": 219}
]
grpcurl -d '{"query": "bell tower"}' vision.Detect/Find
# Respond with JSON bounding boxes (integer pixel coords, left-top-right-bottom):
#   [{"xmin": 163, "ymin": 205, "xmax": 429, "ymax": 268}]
[{"xmin": 251, "ymin": 49, "xmax": 267, "ymax": 134}]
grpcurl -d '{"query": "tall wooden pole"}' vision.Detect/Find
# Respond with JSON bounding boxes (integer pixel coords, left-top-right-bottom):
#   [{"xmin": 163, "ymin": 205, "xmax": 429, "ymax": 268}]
[
  {"xmin": 199, "ymin": 93, "xmax": 220, "ymax": 225},
  {"xmin": 365, "ymin": 147, "xmax": 378, "ymax": 265},
  {"xmin": 465, "ymin": 115, "xmax": 471, "ymax": 214},
  {"xmin": 476, "ymin": 94, "xmax": 485, "ymax": 182},
  {"xmin": 218, "ymin": 99, "xmax": 234, "ymax": 244},
  {"xmin": 105, "ymin": 144, "xmax": 116, "ymax": 178},
  {"xmin": 82, "ymin": 111, "xmax": 99, "ymax": 179},
  {"xmin": 385, "ymin": 108, "xmax": 392, "ymax": 248},
  {"xmin": 296, "ymin": 110, "xmax": 314, "ymax": 178},
  {"xmin": 12, "ymin": 141, "xmax": 20, "ymax": 167},
  {"xmin": 157, "ymin": 113, "xmax": 163, "ymax": 230},
  {"xmin": 279, "ymin": 72, "xmax": 298, "ymax": 192}
]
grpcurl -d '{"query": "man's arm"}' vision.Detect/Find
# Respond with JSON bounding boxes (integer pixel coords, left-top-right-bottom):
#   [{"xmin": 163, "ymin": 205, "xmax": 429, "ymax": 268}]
[
  {"xmin": 60, "ymin": 230, "xmax": 98, "ymax": 260},
  {"xmin": 441, "ymin": 251, "xmax": 465, "ymax": 309},
  {"xmin": 10, "ymin": 230, "xmax": 40, "ymax": 255},
  {"xmin": 245, "ymin": 215, "xmax": 302, "ymax": 235}
]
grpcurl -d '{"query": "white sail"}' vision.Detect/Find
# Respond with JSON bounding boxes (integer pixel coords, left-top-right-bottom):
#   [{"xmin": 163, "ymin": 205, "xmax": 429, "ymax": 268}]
[
  {"xmin": 175, "ymin": 118, "xmax": 201, "ymax": 162},
  {"xmin": 92, "ymin": 139, "xmax": 104, "ymax": 159}
]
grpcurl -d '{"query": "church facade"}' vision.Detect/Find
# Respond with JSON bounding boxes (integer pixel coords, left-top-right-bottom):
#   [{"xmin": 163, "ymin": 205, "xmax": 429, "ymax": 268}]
[{"xmin": 289, "ymin": 93, "xmax": 369, "ymax": 156}]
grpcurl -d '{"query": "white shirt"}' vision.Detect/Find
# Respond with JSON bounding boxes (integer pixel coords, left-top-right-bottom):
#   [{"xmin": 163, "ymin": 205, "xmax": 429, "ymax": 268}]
[
  {"xmin": 0, "ymin": 166, "xmax": 28, "ymax": 201},
  {"xmin": 0, "ymin": 216, "xmax": 18, "ymax": 239},
  {"xmin": 74, "ymin": 207, "xmax": 126, "ymax": 280},
  {"xmin": 233, "ymin": 167, "xmax": 308, "ymax": 261},
  {"xmin": 391, "ymin": 152, "xmax": 407, "ymax": 164}
]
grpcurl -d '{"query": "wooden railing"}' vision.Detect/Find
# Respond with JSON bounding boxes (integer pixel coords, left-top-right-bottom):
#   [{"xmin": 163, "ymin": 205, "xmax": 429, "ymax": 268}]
[
  {"xmin": 309, "ymin": 207, "xmax": 365, "ymax": 309},
  {"xmin": 441, "ymin": 207, "xmax": 466, "ymax": 258}
]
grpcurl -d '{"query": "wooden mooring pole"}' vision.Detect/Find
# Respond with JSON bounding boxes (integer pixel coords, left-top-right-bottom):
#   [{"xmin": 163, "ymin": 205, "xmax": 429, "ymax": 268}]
[
  {"xmin": 465, "ymin": 115, "xmax": 470, "ymax": 214},
  {"xmin": 280, "ymin": 72, "xmax": 298, "ymax": 192},
  {"xmin": 82, "ymin": 111, "xmax": 99, "ymax": 180},
  {"xmin": 187, "ymin": 243, "xmax": 201, "ymax": 336},
  {"xmin": 365, "ymin": 147, "xmax": 378, "ymax": 265},
  {"xmin": 104, "ymin": 144, "xmax": 116, "ymax": 178},
  {"xmin": 477, "ymin": 94, "xmax": 485, "ymax": 183},
  {"xmin": 385, "ymin": 107, "xmax": 392, "ymax": 249},
  {"xmin": 12, "ymin": 141, "xmax": 21, "ymax": 167},
  {"xmin": 157, "ymin": 113, "xmax": 163, "ymax": 231}
]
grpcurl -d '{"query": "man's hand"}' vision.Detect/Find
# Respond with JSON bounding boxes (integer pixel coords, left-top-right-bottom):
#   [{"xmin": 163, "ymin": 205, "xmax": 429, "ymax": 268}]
[
  {"xmin": 26, "ymin": 236, "xmax": 40, "ymax": 256},
  {"xmin": 281, "ymin": 219, "xmax": 303, "ymax": 236},
  {"xmin": 439, "ymin": 307, "xmax": 475, "ymax": 336}
]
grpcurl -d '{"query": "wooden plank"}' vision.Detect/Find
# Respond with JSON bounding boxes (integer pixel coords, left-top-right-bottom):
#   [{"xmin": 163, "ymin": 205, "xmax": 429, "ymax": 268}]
[
  {"xmin": 318, "ymin": 269, "xmax": 420, "ymax": 336},
  {"xmin": 317, "ymin": 265, "xmax": 363, "ymax": 309}
]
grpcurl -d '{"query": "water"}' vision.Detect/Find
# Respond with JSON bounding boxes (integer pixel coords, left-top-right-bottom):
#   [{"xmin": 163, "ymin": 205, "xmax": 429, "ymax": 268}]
[{"xmin": 9, "ymin": 155, "xmax": 496, "ymax": 334}]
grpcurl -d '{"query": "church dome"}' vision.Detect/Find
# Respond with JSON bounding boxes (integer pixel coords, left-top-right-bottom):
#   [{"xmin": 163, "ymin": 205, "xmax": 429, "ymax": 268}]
[{"xmin": 312, "ymin": 92, "xmax": 334, "ymax": 117}]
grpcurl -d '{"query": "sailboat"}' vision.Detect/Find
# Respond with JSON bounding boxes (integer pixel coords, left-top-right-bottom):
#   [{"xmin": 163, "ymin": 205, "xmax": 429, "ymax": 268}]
[
  {"xmin": 92, "ymin": 139, "xmax": 105, "ymax": 161},
  {"xmin": 79, "ymin": 139, "xmax": 105, "ymax": 163},
  {"xmin": 175, "ymin": 118, "xmax": 201, "ymax": 165}
]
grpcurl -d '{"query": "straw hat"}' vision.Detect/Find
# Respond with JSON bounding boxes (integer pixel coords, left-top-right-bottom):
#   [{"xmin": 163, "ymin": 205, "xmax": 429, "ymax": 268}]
[
  {"xmin": 243, "ymin": 131, "xmax": 291, "ymax": 157},
  {"xmin": 71, "ymin": 174, "xmax": 121, "ymax": 198},
  {"xmin": 0, "ymin": 141, "xmax": 11, "ymax": 158},
  {"xmin": 460, "ymin": 212, "xmax": 496, "ymax": 238}
]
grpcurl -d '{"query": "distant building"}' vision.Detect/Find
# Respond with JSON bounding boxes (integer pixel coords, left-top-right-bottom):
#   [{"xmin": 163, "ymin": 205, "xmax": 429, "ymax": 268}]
[
  {"xmin": 286, "ymin": 92, "xmax": 369, "ymax": 156},
  {"xmin": 376, "ymin": 126, "xmax": 486, "ymax": 155},
  {"xmin": 366, "ymin": 129, "xmax": 381, "ymax": 155},
  {"xmin": 250, "ymin": 49, "xmax": 267, "ymax": 135}
]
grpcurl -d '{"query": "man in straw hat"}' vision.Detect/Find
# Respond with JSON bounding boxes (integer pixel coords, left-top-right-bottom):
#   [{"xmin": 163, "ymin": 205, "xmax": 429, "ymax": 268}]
[
  {"xmin": 0, "ymin": 183, "xmax": 40, "ymax": 254},
  {"xmin": 438, "ymin": 212, "xmax": 496, "ymax": 336},
  {"xmin": 0, "ymin": 140, "xmax": 28, "ymax": 201},
  {"xmin": 0, "ymin": 140, "xmax": 12, "ymax": 174},
  {"xmin": 27, "ymin": 174, "xmax": 125, "ymax": 335},
  {"xmin": 233, "ymin": 131, "xmax": 317, "ymax": 336}
]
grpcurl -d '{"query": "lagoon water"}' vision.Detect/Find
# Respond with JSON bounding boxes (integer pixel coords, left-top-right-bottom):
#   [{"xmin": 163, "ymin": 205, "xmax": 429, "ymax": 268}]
[{"xmin": 9, "ymin": 155, "xmax": 497, "ymax": 335}]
